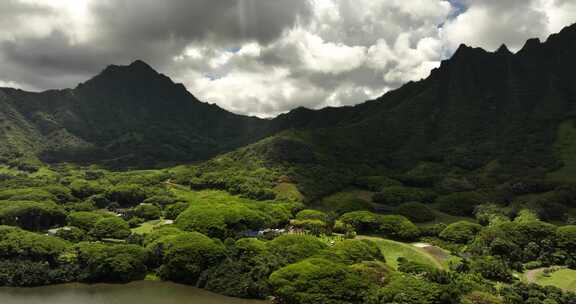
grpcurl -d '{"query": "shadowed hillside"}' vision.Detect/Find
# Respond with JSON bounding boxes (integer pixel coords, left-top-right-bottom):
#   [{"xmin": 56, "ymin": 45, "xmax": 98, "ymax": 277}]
[
  {"xmin": 190, "ymin": 23, "xmax": 576, "ymax": 200},
  {"xmin": 0, "ymin": 61, "xmax": 271, "ymax": 168}
]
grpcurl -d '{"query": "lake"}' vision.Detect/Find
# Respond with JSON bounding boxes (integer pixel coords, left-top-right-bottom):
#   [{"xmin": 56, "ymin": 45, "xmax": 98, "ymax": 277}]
[{"xmin": 0, "ymin": 281, "xmax": 269, "ymax": 304}]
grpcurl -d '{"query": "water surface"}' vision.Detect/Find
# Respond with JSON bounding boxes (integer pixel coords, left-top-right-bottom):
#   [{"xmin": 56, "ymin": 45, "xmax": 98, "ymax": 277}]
[{"xmin": 0, "ymin": 281, "xmax": 268, "ymax": 304}]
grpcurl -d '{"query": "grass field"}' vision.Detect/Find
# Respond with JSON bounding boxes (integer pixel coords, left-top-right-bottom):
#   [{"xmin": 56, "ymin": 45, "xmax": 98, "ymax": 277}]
[
  {"xmin": 358, "ymin": 236, "xmax": 450, "ymax": 270},
  {"xmin": 534, "ymin": 268, "xmax": 576, "ymax": 292},
  {"xmin": 131, "ymin": 219, "xmax": 173, "ymax": 235}
]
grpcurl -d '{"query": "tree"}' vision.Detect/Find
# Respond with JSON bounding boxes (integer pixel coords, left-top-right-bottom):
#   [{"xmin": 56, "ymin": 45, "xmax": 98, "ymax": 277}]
[
  {"xmin": 269, "ymin": 258, "xmax": 376, "ymax": 304},
  {"xmin": 176, "ymin": 203, "xmax": 269, "ymax": 239},
  {"xmin": 379, "ymin": 215, "xmax": 420, "ymax": 241},
  {"xmin": 373, "ymin": 186, "xmax": 433, "ymax": 206},
  {"xmin": 106, "ymin": 184, "xmax": 148, "ymax": 207},
  {"xmin": 470, "ymin": 256, "xmax": 513, "ymax": 282},
  {"xmin": 0, "ymin": 200, "xmax": 66, "ymax": 231},
  {"xmin": 370, "ymin": 273, "xmax": 442, "ymax": 304},
  {"xmin": 266, "ymin": 234, "xmax": 328, "ymax": 265},
  {"xmin": 89, "ymin": 217, "xmax": 131, "ymax": 240},
  {"xmin": 153, "ymin": 231, "xmax": 226, "ymax": 284},
  {"xmin": 436, "ymin": 192, "xmax": 485, "ymax": 216},
  {"xmin": 295, "ymin": 209, "xmax": 329, "ymax": 221},
  {"xmin": 68, "ymin": 211, "xmax": 110, "ymax": 231},
  {"xmin": 322, "ymin": 239, "xmax": 385, "ymax": 264},
  {"xmin": 339, "ymin": 211, "xmax": 381, "ymax": 233},
  {"xmin": 556, "ymin": 225, "xmax": 576, "ymax": 251},
  {"xmin": 396, "ymin": 202, "xmax": 435, "ymax": 223},
  {"xmin": 440, "ymin": 221, "xmax": 482, "ymax": 243},
  {"xmin": 143, "ymin": 194, "xmax": 178, "ymax": 207},
  {"xmin": 165, "ymin": 202, "xmax": 189, "ymax": 220},
  {"xmin": 69, "ymin": 180, "xmax": 104, "ymax": 199},
  {"xmin": 76, "ymin": 243, "xmax": 148, "ymax": 283},
  {"xmin": 55, "ymin": 226, "xmax": 88, "ymax": 243},
  {"xmin": 0, "ymin": 226, "xmax": 69, "ymax": 264},
  {"xmin": 133, "ymin": 204, "xmax": 161, "ymax": 220},
  {"xmin": 461, "ymin": 291, "xmax": 504, "ymax": 304}
]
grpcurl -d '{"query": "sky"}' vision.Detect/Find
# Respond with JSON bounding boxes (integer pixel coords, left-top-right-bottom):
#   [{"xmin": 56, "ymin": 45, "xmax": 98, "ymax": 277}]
[{"xmin": 0, "ymin": 0, "xmax": 575, "ymax": 117}]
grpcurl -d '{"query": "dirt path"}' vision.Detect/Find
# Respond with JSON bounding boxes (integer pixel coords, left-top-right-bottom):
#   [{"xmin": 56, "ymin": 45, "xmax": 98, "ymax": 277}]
[{"xmin": 525, "ymin": 267, "xmax": 547, "ymax": 283}]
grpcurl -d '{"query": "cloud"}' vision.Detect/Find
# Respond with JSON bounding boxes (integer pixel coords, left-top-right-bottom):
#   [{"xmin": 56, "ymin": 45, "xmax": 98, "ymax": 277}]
[
  {"xmin": 0, "ymin": 0, "xmax": 575, "ymax": 117},
  {"xmin": 442, "ymin": 0, "xmax": 576, "ymax": 51}
]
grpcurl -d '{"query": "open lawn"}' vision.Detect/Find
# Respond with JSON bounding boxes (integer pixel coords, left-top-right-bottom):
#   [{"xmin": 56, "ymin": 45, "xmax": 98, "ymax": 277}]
[
  {"xmin": 131, "ymin": 219, "xmax": 173, "ymax": 235},
  {"xmin": 358, "ymin": 236, "xmax": 453, "ymax": 270},
  {"xmin": 529, "ymin": 268, "xmax": 576, "ymax": 292}
]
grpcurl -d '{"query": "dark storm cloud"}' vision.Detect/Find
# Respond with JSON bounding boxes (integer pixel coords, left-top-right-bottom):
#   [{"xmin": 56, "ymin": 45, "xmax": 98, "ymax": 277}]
[
  {"xmin": 91, "ymin": 0, "xmax": 312, "ymax": 44},
  {"xmin": 0, "ymin": 0, "xmax": 575, "ymax": 117},
  {"xmin": 0, "ymin": 0, "xmax": 53, "ymax": 23},
  {"xmin": 0, "ymin": 0, "xmax": 312, "ymax": 90}
]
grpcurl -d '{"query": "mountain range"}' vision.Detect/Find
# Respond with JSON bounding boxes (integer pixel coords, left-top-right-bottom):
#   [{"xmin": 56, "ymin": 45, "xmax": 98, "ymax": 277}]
[{"xmin": 1, "ymin": 23, "xmax": 576, "ymax": 190}]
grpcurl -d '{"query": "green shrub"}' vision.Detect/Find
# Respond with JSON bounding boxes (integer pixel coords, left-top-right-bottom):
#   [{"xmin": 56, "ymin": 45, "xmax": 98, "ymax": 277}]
[{"xmin": 524, "ymin": 261, "xmax": 542, "ymax": 270}]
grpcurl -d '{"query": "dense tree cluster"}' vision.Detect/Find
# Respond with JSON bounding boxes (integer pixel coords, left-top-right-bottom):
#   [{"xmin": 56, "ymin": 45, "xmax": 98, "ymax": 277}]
[
  {"xmin": 339, "ymin": 211, "xmax": 420, "ymax": 241},
  {"xmin": 0, "ymin": 164, "xmax": 574, "ymax": 304}
]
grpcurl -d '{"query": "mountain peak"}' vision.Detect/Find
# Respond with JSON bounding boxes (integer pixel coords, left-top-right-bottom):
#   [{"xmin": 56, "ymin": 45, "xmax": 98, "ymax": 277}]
[
  {"xmin": 79, "ymin": 60, "xmax": 173, "ymax": 91},
  {"xmin": 127, "ymin": 59, "xmax": 156, "ymax": 71},
  {"xmin": 495, "ymin": 44, "xmax": 512, "ymax": 55}
]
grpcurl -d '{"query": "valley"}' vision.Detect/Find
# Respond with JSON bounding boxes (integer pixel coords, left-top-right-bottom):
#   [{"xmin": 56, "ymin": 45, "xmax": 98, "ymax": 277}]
[{"xmin": 0, "ymin": 22, "xmax": 576, "ymax": 304}]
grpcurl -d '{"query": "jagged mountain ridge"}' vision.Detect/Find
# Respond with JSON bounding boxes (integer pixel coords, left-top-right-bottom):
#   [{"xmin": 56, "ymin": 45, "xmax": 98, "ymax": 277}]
[
  {"xmin": 1, "ymin": 23, "xmax": 576, "ymax": 174},
  {"xmin": 189, "ymin": 23, "xmax": 576, "ymax": 199},
  {"xmin": 265, "ymin": 23, "xmax": 576, "ymax": 170},
  {"xmin": 0, "ymin": 61, "xmax": 271, "ymax": 168}
]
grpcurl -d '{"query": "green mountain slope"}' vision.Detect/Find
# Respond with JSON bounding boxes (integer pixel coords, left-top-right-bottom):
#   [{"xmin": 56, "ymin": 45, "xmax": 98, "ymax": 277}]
[
  {"xmin": 0, "ymin": 61, "xmax": 271, "ymax": 168},
  {"xmin": 190, "ymin": 24, "xmax": 576, "ymax": 200}
]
